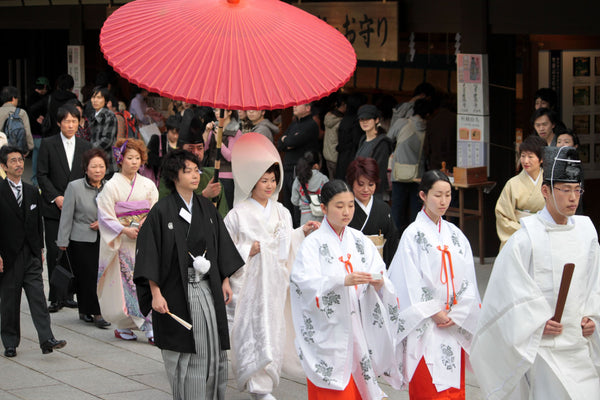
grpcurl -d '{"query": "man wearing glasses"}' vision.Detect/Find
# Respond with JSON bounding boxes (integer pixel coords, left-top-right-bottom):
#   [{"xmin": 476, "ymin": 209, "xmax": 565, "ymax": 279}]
[
  {"xmin": 471, "ymin": 146, "xmax": 600, "ymax": 399},
  {"xmin": 0, "ymin": 146, "xmax": 67, "ymax": 358}
]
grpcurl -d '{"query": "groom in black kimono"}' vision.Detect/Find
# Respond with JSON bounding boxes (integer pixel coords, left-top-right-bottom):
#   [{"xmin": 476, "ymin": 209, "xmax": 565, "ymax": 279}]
[{"xmin": 134, "ymin": 149, "xmax": 243, "ymax": 399}]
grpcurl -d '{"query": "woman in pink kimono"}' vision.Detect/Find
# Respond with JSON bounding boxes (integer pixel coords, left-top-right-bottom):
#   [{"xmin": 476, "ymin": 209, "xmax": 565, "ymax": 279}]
[{"xmin": 97, "ymin": 138, "xmax": 158, "ymax": 343}]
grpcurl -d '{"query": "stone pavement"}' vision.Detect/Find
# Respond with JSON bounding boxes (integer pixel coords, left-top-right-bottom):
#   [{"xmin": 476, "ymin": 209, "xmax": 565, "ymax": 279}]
[
  {"xmin": 0, "ymin": 260, "xmax": 492, "ymax": 400},
  {"xmin": 0, "ymin": 159, "xmax": 490, "ymax": 399}
]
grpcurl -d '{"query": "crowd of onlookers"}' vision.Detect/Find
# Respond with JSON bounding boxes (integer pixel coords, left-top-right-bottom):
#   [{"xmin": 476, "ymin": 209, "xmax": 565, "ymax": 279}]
[{"xmin": 0, "ymin": 72, "xmax": 594, "ymax": 400}]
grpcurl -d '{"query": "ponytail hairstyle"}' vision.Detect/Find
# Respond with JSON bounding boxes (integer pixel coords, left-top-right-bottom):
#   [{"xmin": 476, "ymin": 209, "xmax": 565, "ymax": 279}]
[
  {"xmin": 320, "ymin": 179, "xmax": 352, "ymax": 206},
  {"xmin": 296, "ymin": 150, "xmax": 321, "ymax": 186}
]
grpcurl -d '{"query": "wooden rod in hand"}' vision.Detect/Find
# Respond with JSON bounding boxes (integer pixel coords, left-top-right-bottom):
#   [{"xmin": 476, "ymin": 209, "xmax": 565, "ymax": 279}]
[{"xmin": 551, "ymin": 263, "xmax": 575, "ymax": 323}]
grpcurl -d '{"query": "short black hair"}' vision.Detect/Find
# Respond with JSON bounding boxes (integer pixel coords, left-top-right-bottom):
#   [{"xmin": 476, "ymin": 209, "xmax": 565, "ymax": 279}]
[
  {"xmin": 413, "ymin": 82, "xmax": 435, "ymax": 98},
  {"xmin": 418, "ymin": 170, "xmax": 451, "ymax": 198},
  {"xmin": 81, "ymin": 148, "xmax": 109, "ymax": 175},
  {"xmin": 57, "ymin": 104, "xmax": 81, "ymax": 123},
  {"xmin": 413, "ymin": 98, "xmax": 434, "ymax": 119},
  {"xmin": 166, "ymin": 114, "xmax": 182, "ymax": 131},
  {"xmin": 320, "ymin": 179, "xmax": 352, "ymax": 206},
  {"xmin": 519, "ymin": 135, "xmax": 547, "ymax": 162},
  {"xmin": 57, "ymin": 74, "xmax": 75, "ymax": 91},
  {"xmin": 534, "ymin": 88, "xmax": 558, "ymax": 110},
  {"xmin": 161, "ymin": 149, "xmax": 201, "ymax": 193},
  {"xmin": 65, "ymin": 97, "xmax": 84, "ymax": 109},
  {"xmin": 92, "ymin": 86, "xmax": 110, "ymax": 105},
  {"xmin": 0, "ymin": 86, "xmax": 18, "ymax": 104},
  {"xmin": 264, "ymin": 163, "xmax": 281, "ymax": 185},
  {"xmin": 0, "ymin": 145, "xmax": 24, "ymax": 165},
  {"xmin": 557, "ymin": 129, "xmax": 580, "ymax": 147},
  {"xmin": 530, "ymin": 107, "xmax": 557, "ymax": 127}
]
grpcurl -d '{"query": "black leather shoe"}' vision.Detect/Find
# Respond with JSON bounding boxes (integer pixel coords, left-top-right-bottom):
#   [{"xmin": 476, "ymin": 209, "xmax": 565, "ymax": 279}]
[
  {"xmin": 40, "ymin": 338, "xmax": 67, "ymax": 354},
  {"xmin": 79, "ymin": 313, "xmax": 94, "ymax": 323},
  {"xmin": 48, "ymin": 302, "xmax": 62, "ymax": 313},
  {"xmin": 63, "ymin": 299, "xmax": 78, "ymax": 308},
  {"xmin": 4, "ymin": 347, "xmax": 16, "ymax": 357},
  {"xmin": 94, "ymin": 317, "xmax": 111, "ymax": 329}
]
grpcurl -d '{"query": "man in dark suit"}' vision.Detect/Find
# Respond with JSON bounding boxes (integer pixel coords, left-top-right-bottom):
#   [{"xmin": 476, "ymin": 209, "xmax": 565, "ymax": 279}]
[
  {"xmin": 37, "ymin": 104, "xmax": 92, "ymax": 312},
  {"xmin": 0, "ymin": 146, "xmax": 67, "ymax": 357}
]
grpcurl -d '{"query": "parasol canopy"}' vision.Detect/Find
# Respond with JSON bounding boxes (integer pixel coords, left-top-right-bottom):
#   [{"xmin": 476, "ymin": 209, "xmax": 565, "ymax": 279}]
[{"xmin": 100, "ymin": 0, "xmax": 357, "ymax": 110}]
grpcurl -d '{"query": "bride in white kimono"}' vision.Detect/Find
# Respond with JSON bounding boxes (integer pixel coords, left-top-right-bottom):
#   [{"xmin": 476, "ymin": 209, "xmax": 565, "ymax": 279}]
[
  {"xmin": 388, "ymin": 170, "xmax": 480, "ymax": 399},
  {"xmin": 224, "ymin": 132, "xmax": 319, "ymax": 400},
  {"xmin": 291, "ymin": 180, "xmax": 403, "ymax": 400}
]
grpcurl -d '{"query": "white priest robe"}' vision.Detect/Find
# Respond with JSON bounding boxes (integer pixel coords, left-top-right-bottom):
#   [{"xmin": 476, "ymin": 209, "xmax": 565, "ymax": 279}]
[
  {"xmin": 224, "ymin": 198, "xmax": 305, "ymax": 393},
  {"xmin": 290, "ymin": 220, "xmax": 404, "ymax": 400},
  {"xmin": 495, "ymin": 169, "xmax": 545, "ymax": 249},
  {"xmin": 388, "ymin": 210, "xmax": 481, "ymax": 391},
  {"xmin": 471, "ymin": 208, "xmax": 600, "ymax": 400}
]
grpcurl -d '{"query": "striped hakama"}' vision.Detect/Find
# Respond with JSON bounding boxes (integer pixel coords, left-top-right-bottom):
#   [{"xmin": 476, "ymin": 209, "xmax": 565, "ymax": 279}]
[{"xmin": 162, "ymin": 278, "xmax": 227, "ymax": 400}]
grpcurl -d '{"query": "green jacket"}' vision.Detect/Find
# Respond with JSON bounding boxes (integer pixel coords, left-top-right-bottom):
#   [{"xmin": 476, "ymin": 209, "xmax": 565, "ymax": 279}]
[{"xmin": 158, "ymin": 167, "xmax": 229, "ymax": 218}]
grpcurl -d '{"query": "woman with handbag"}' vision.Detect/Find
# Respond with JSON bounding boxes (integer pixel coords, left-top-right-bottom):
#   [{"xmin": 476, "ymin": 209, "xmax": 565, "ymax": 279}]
[
  {"xmin": 355, "ymin": 104, "xmax": 393, "ymax": 199},
  {"xmin": 97, "ymin": 138, "xmax": 159, "ymax": 344},
  {"xmin": 390, "ymin": 99, "xmax": 433, "ymax": 231},
  {"xmin": 223, "ymin": 132, "xmax": 319, "ymax": 400},
  {"xmin": 347, "ymin": 157, "xmax": 399, "ymax": 267},
  {"xmin": 56, "ymin": 148, "xmax": 110, "ymax": 328},
  {"xmin": 291, "ymin": 150, "xmax": 329, "ymax": 225}
]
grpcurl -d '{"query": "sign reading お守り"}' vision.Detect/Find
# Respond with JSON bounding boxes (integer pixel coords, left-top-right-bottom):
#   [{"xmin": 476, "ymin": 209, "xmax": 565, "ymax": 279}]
[{"xmin": 297, "ymin": 2, "xmax": 398, "ymax": 62}]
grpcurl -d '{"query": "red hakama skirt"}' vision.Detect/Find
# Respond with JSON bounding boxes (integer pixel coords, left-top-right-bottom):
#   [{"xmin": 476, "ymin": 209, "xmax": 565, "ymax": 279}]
[
  {"xmin": 408, "ymin": 350, "xmax": 466, "ymax": 400},
  {"xmin": 307, "ymin": 374, "xmax": 362, "ymax": 400}
]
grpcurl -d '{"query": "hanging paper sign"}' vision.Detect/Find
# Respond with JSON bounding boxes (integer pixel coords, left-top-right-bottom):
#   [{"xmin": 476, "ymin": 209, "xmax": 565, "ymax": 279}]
[{"xmin": 297, "ymin": 2, "xmax": 398, "ymax": 61}]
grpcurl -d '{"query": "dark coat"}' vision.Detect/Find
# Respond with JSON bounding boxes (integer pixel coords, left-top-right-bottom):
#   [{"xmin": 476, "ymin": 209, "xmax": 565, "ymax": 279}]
[
  {"xmin": 0, "ymin": 179, "xmax": 44, "ymax": 268},
  {"xmin": 357, "ymin": 134, "xmax": 394, "ymax": 194},
  {"xmin": 37, "ymin": 134, "xmax": 92, "ymax": 220},
  {"xmin": 146, "ymin": 133, "xmax": 182, "ymax": 176},
  {"xmin": 277, "ymin": 114, "xmax": 319, "ymax": 170},
  {"xmin": 335, "ymin": 114, "xmax": 363, "ymax": 180},
  {"xmin": 134, "ymin": 193, "xmax": 244, "ymax": 353},
  {"xmin": 349, "ymin": 198, "xmax": 400, "ymax": 267}
]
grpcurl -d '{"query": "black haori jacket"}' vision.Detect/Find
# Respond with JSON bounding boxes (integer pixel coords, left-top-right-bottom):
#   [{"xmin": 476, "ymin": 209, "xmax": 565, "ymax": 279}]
[{"xmin": 134, "ymin": 192, "xmax": 243, "ymax": 352}]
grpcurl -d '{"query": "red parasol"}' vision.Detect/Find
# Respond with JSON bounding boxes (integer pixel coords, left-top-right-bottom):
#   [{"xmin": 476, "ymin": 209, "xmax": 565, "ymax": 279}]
[{"xmin": 99, "ymin": 0, "xmax": 357, "ymax": 111}]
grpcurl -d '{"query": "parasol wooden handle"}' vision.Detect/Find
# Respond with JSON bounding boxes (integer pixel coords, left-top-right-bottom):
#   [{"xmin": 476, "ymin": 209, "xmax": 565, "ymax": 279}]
[
  {"xmin": 213, "ymin": 109, "xmax": 225, "ymax": 183},
  {"xmin": 551, "ymin": 263, "xmax": 575, "ymax": 323}
]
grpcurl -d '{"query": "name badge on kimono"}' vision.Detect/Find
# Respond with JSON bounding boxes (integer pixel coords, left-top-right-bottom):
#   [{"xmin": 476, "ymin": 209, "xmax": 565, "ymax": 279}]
[{"xmin": 179, "ymin": 207, "xmax": 192, "ymax": 224}]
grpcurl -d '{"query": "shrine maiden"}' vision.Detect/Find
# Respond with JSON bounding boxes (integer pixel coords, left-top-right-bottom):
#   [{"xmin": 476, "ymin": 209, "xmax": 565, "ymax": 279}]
[
  {"xmin": 388, "ymin": 170, "xmax": 481, "ymax": 399},
  {"xmin": 291, "ymin": 180, "xmax": 403, "ymax": 400}
]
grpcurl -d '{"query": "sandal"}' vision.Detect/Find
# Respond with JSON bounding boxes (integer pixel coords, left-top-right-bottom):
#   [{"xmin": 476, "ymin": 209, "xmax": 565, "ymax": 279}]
[{"xmin": 114, "ymin": 329, "xmax": 137, "ymax": 341}]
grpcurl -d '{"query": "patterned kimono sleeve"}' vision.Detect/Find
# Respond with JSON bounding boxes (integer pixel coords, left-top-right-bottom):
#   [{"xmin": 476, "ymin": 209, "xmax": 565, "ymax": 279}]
[
  {"xmin": 97, "ymin": 180, "xmax": 124, "ymax": 249},
  {"xmin": 495, "ymin": 180, "xmax": 521, "ymax": 246},
  {"xmin": 290, "ymin": 234, "xmax": 350, "ymax": 390},
  {"xmin": 359, "ymin": 235, "xmax": 406, "ymax": 389},
  {"xmin": 388, "ymin": 229, "xmax": 445, "ymax": 340},
  {"xmin": 290, "ymin": 235, "xmax": 346, "ymax": 318},
  {"xmin": 446, "ymin": 229, "xmax": 482, "ymax": 348},
  {"xmin": 224, "ymin": 209, "xmax": 253, "ymax": 263}
]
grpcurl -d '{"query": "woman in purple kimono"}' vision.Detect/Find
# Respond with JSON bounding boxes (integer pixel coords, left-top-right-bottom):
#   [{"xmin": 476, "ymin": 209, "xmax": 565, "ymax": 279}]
[{"xmin": 97, "ymin": 138, "xmax": 158, "ymax": 343}]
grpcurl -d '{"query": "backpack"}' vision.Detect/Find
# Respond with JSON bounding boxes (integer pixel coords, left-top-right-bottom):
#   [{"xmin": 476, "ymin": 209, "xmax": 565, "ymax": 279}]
[
  {"xmin": 117, "ymin": 109, "xmax": 140, "ymax": 139},
  {"xmin": 3, "ymin": 107, "xmax": 26, "ymax": 151}
]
